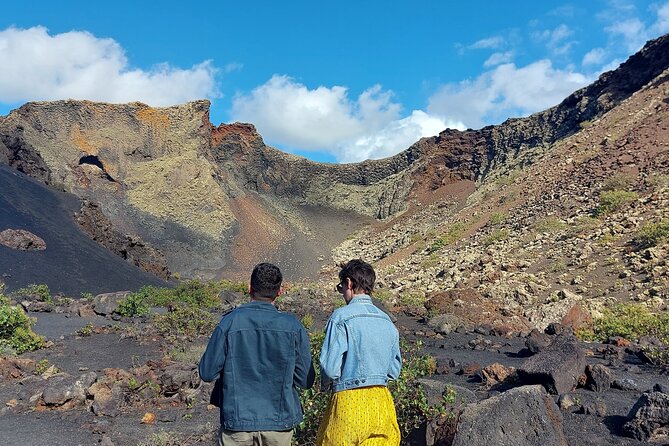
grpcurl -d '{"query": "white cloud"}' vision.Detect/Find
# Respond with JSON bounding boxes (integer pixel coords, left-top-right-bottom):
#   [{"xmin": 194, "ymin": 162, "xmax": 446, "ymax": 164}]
[
  {"xmin": 469, "ymin": 36, "xmax": 505, "ymax": 50},
  {"xmin": 231, "ymin": 75, "xmax": 450, "ymax": 162},
  {"xmin": 651, "ymin": 2, "xmax": 669, "ymax": 34},
  {"xmin": 223, "ymin": 62, "xmax": 243, "ymax": 73},
  {"xmin": 339, "ymin": 111, "xmax": 462, "ymax": 162},
  {"xmin": 605, "ymin": 18, "xmax": 647, "ymax": 52},
  {"xmin": 586, "ymin": 1, "xmax": 669, "ymax": 74},
  {"xmin": 0, "ymin": 26, "xmax": 219, "ymax": 106},
  {"xmin": 582, "ymin": 47, "xmax": 607, "ymax": 66},
  {"xmin": 484, "ymin": 51, "xmax": 514, "ymax": 67},
  {"xmin": 427, "ymin": 60, "xmax": 591, "ymax": 129},
  {"xmin": 534, "ymin": 24, "xmax": 575, "ymax": 55}
]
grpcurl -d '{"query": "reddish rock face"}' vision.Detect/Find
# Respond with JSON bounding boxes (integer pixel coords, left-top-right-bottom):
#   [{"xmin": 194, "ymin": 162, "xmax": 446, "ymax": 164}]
[
  {"xmin": 561, "ymin": 304, "xmax": 593, "ymax": 332},
  {"xmin": 0, "ymin": 228, "xmax": 46, "ymax": 251}
]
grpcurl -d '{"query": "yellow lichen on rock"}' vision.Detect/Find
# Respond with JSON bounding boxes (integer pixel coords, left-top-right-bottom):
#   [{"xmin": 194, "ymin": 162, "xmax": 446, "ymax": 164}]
[
  {"xmin": 136, "ymin": 106, "xmax": 171, "ymax": 133},
  {"xmin": 125, "ymin": 152, "xmax": 234, "ymax": 238},
  {"xmin": 70, "ymin": 124, "xmax": 99, "ymax": 156}
]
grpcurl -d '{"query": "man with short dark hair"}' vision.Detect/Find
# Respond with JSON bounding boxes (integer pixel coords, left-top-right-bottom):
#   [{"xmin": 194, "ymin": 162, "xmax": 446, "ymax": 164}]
[{"xmin": 199, "ymin": 263, "xmax": 315, "ymax": 446}]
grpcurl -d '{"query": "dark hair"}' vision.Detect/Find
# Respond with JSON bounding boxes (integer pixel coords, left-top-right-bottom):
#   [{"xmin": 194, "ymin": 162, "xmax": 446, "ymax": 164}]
[
  {"xmin": 339, "ymin": 259, "xmax": 375, "ymax": 294},
  {"xmin": 250, "ymin": 263, "xmax": 282, "ymax": 299}
]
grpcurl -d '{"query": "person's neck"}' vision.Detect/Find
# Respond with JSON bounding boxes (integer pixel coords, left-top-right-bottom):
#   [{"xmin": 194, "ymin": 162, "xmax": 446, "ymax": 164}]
[{"xmin": 250, "ymin": 297, "xmax": 275, "ymax": 305}]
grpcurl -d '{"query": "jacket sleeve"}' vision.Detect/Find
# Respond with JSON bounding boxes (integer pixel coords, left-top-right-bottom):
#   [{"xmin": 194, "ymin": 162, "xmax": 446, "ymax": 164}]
[
  {"xmin": 294, "ymin": 325, "xmax": 315, "ymax": 389},
  {"xmin": 198, "ymin": 325, "xmax": 227, "ymax": 382},
  {"xmin": 387, "ymin": 329, "xmax": 402, "ymax": 380},
  {"xmin": 319, "ymin": 317, "xmax": 347, "ymax": 381}
]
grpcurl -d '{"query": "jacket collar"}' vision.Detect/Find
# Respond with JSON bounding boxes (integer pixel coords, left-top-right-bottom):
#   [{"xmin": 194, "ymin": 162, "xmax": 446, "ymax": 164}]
[
  {"xmin": 348, "ymin": 295, "xmax": 372, "ymax": 305},
  {"xmin": 243, "ymin": 300, "xmax": 278, "ymax": 310}
]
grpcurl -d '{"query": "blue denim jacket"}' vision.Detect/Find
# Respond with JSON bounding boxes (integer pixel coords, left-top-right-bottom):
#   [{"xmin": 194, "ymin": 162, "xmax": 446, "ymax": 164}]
[
  {"xmin": 199, "ymin": 301, "xmax": 315, "ymax": 431},
  {"xmin": 320, "ymin": 295, "xmax": 402, "ymax": 392}
]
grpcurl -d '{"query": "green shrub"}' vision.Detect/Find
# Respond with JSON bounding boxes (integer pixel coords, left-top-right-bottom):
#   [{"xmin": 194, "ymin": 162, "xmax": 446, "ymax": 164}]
[
  {"xmin": 489, "ymin": 212, "xmax": 506, "ymax": 226},
  {"xmin": 533, "ymin": 217, "xmax": 567, "ymax": 233},
  {"xmin": 13, "ymin": 283, "xmax": 52, "ymax": 304},
  {"xmin": 647, "ymin": 174, "xmax": 669, "ymax": 189},
  {"xmin": 301, "ymin": 313, "xmax": 314, "ymax": 330},
  {"xmin": 596, "ymin": 233, "xmax": 617, "ymax": 247},
  {"xmin": 372, "ymin": 288, "xmax": 394, "ymax": 303},
  {"xmin": 129, "ymin": 279, "xmax": 247, "ymax": 310},
  {"xmin": 168, "ymin": 343, "xmax": 206, "ymax": 364},
  {"xmin": 595, "ymin": 190, "xmax": 638, "ymax": 216},
  {"xmin": 428, "ymin": 223, "xmax": 467, "ymax": 253},
  {"xmin": 153, "ymin": 305, "xmax": 217, "ymax": 337},
  {"xmin": 0, "ymin": 295, "xmax": 45, "ymax": 354},
  {"xmin": 496, "ymin": 170, "xmax": 521, "ymax": 186},
  {"xmin": 399, "ymin": 292, "xmax": 426, "ymax": 308},
  {"xmin": 484, "ymin": 229, "xmax": 510, "ymax": 246},
  {"xmin": 602, "ymin": 173, "xmax": 635, "ymax": 192},
  {"xmin": 117, "ymin": 293, "xmax": 150, "ymax": 317},
  {"xmin": 34, "ymin": 359, "xmax": 55, "ymax": 375},
  {"xmin": 76, "ymin": 323, "xmax": 94, "ymax": 337},
  {"xmin": 80, "ymin": 292, "xmax": 94, "ymax": 302},
  {"xmin": 582, "ymin": 303, "xmax": 669, "ymax": 344},
  {"xmin": 420, "ymin": 255, "xmax": 441, "ymax": 268},
  {"xmin": 428, "ymin": 238, "xmax": 447, "ymax": 254},
  {"xmin": 634, "ymin": 219, "xmax": 669, "ymax": 249}
]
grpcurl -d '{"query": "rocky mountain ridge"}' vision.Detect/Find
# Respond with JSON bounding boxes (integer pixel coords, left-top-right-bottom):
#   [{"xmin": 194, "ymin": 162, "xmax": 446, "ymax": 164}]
[{"xmin": 0, "ymin": 35, "xmax": 668, "ymax": 302}]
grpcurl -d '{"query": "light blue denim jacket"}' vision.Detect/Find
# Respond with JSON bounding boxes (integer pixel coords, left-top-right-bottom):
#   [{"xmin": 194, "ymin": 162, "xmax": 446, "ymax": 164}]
[{"xmin": 320, "ymin": 295, "xmax": 402, "ymax": 392}]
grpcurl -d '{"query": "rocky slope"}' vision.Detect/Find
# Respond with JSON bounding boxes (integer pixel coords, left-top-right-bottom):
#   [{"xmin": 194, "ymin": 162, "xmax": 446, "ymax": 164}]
[
  {"xmin": 333, "ymin": 49, "xmax": 669, "ymax": 331},
  {"xmin": 0, "ymin": 165, "xmax": 167, "ymax": 294}
]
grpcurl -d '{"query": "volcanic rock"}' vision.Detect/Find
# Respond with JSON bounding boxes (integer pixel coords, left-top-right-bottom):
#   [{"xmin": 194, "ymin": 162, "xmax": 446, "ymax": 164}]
[
  {"xmin": 517, "ymin": 334, "xmax": 586, "ymax": 394},
  {"xmin": 624, "ymin": 391, "xmax": 669, "ymax": 441},
  {"xmin": 451, "ymin": 385, "xmax": 567, "ymax": 446},
  {"xmin": 0, "ymin": 228, "xmax": 46, "ymax": 251}
]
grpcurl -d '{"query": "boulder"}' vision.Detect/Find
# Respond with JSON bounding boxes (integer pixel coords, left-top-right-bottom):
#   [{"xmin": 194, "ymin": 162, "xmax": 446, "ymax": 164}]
[
  {"xmin": 218, "ymin": 290, "xmax": 243, "ymax": 312},
  {"xmin": 517, "ymin": 334, "xmax": 586, "ymax": 394},
  {"xmin": 585, "ymin": 364, "xmax": 612, "ymax": 392},
  {"xmin": 612, "ymin": 378, "xmax": 638, "ymax": 391},
  {"xmin": 0, "ymin": 229, "xmax": 46, "ymax": 250},
  {"xmin": 92, "ymin": 292, "xmax": 130, "ymax": 316},
  {"xmin": 525, "ymin": 329, "xmax": 552, "ymax": 354},
  {"xmin": 415, "ymin": 379, "xmax": 476, "ymax": 408},
  {"xmin": 624, "ymin": 391, "xmax": 669, "ymax": 441},
  {"xmin": 581, "ymin": 399, "xmax": 607, "ymax": 417},
  {"xmin": 428, "ymin": 314, "xmax": 467, "ymax": 335},
  {"xmin": 479, "ymin": 363, "xmax": 515, "ymax": 386},
  {"xmin": 560, "ymin": 304, "xmax": 592, "ymax": 332},
  {"xmin": 451, "ymin": 385, "xmax": 567, "ymax": 446},
  {"xmin": 0, "ymin": 358, "xmax": 36, "ymax": 380},
  {"xmin": 90, "ymin": 382, "xmax": 124, "ymax": 417},
  {"xmin": 159, "ymin": 363, "xmax": 201, "ymax": 398},
  {"xmin": 42, "ymin": 372, "xmax": 97, "ymax": 408}
]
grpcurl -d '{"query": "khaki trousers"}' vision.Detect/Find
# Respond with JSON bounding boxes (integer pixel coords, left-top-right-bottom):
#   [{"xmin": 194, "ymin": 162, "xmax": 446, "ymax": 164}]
[{"xmin": 218, "ymin": 427, "xmax": 293, "ymax": 446}]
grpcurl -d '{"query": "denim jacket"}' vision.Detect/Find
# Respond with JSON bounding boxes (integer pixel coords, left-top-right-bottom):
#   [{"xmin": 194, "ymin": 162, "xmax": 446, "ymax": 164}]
[
  {"xmin": 319, "ymin": 295, "xmax": 402, "ymax": 392},
  {"xmin": 199, "ymin": 301, "xmax": 315, "ymax": 431}
]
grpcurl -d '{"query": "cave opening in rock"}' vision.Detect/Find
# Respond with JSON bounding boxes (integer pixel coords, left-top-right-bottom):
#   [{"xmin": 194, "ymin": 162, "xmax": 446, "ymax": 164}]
[
  {"xmin": 79, "ymin": 155, "xmax": 104, "ymax": 169},
  {"xmin": 78, "ymin": 155, "xmax": 115, "ymax": 181}
]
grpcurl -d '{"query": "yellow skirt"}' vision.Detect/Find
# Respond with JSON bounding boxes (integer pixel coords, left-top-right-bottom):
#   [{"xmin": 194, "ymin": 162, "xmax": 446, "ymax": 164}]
[{"xmin": 316, "ymin": 386, "xmax": 400, "ymax": 446}]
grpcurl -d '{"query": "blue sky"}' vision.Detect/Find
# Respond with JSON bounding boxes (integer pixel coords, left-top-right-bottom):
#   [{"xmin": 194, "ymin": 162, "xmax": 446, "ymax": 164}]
[{"xmin": 1, "ymin": 1, "xmax": 668, "ymax": 163}]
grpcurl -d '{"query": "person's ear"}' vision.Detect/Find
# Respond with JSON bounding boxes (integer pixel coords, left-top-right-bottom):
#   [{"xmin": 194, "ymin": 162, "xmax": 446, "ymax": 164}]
[
  {"xmin": 278, "ymin": 285, "xmax": 284, "ymax": 296},
  {"xmin": 346, "ymin": 278, "xmax": 352, "ymax": 290},
  {"xmin": 248, "ymin": 282, "xmax": 252, "ymax": 295}
]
